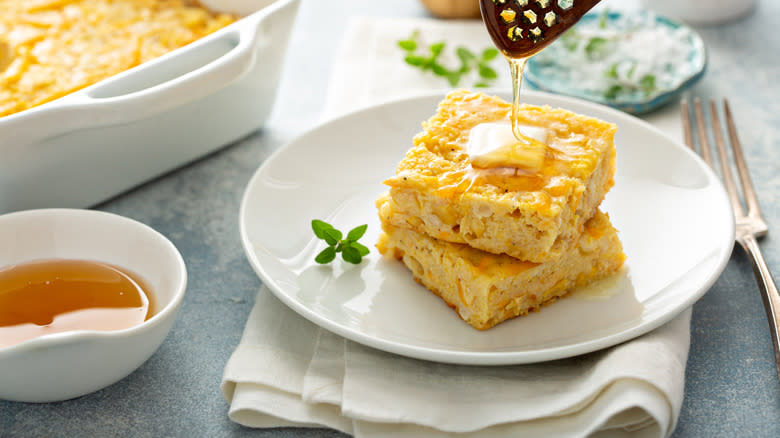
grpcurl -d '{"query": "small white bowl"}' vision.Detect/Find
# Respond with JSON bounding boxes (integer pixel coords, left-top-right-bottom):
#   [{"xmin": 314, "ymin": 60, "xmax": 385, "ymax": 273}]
[
  {"xmin": 0, "ymin": 209, "xmax": 187, "ymax": 402},
  {"xmin": 639, "ymin": 0, "xmax": 756, "ymax": 25}
]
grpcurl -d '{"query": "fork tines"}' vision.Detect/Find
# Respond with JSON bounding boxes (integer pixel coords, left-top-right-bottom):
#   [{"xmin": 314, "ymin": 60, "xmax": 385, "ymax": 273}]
[
  {"xmin": 681, "ymin": 98, "xmax": 765, "ymax": 228},
  {"xmin": 683, "ymin": 97, "xmax": 779, "ymax": 381}
]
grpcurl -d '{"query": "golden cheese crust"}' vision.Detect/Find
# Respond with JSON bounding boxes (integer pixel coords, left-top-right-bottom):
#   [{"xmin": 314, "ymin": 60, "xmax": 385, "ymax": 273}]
[
  {"xmin": 382, "ymin": 89, "xmax": 617, "ymax": 262},
  {"xmin": 0, "ymin": 0, "xmax": 235, "ymax": 117},
  {"xmin": 377, "ymin": 209, "xmax": 626, "ymax": 330}
]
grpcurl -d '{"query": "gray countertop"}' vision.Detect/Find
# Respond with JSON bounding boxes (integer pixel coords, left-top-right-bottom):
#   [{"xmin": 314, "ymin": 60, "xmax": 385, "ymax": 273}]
[{"xmin": 2, "ymin": 0, "xmax": 779, "ymax": 436}]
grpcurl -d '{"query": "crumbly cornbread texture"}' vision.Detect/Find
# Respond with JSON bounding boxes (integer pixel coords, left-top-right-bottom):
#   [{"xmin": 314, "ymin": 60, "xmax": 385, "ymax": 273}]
[
  {"xmin": 381, "ymin": 89, "xmax": 617, "ymax": 262},
  {"xmin": 0, "ymin": 0, "xmax": 235, "ymax": 117},
  {"xmin": 377, "ymin": 206, "xmax": 626, "ymax": 330}
]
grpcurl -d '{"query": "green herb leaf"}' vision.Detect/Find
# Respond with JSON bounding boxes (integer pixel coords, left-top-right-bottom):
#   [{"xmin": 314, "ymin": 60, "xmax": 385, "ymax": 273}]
[
  {"xmin": 604, "ymin": 85, "xmax": 624, "ymax": 100},
  {"xmin": 341, "ymin": 245, "xmax": 362, "ymax": 264},
  {"xmin": 347, "ymin": 224, "xmax": 368, "ymax": 241},
  {"xmin": 599, "ymin": 9, "xmax": 609, "ymax": 29},
  {"xmin": 481, "ymin": 48, "xmax": 499, "ymax": 61},
  {"xmin": 584, "ymin": 37, "xmax": 609, "ymax": 60},
  {"xmin": 430, "ymin": 42, "xmax": 446, "ymax": 57},
  {"xmin": 478, "ymin": 64, "xmax": 498, "ymax": 80},
  {"xmin": 398, "ymin": 39, "xmax": 417, "ymax": 51},
  {"xmin": 605, "ymin": 62, "xmax": 619, "ymax": 79},
  {"xmin": 312, "ymin": 220, "xmax": 370, "ymax": 265},
  {"xmin": 397, "ymin": 31, "xmax": 500, "ymax": 88},
  {"xmin": 447, "ymin": 72, "xmax": 461, "ymax": 87},
  {"xmin": 456, "ymin": 47, "xmax": 476, "ymax": 64},
  {"xmin": 404, "ymin": 55, "xmax": 425, "ymax": 67},
  {"xmin": 560, "ymin": 29, "xmax": 579, "ymax": 52},
  {"xmin": 474, "ymin": 81, "xmax": 491, "ymax": 88},
  {"xmin": 350, "ymin": 241, "xmax": 371, "ymax": 257},
  {"xmin": 639, "ymin": 74, "xmax": 656, "ymax": 92},
  {"xmin": 315, "ymin": 247, "xmax": 336, "ymax": 264},
  {"xmin": 323, "ymin": 228, "xmax": 342, "ymax": 246},
  {"xmin": 432, "ymin": 62, "xmax": 449, "ymax": 76},
  {"xmin": 311, "ymin": 219, "xmax": 333, "ymax": 239},
  {"xmin": 627, "ymin": 62, "xmax": 637, "ymax": 79}
]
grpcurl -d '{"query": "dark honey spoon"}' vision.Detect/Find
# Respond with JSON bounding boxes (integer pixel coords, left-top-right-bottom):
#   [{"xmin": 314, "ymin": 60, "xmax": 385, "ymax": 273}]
[
  {"xmin": 479, "ymin": 0, "xmax": 602, "ymax": 141},
  {"xmin": 479, "ymin": 0, "xmax": 603, "ymax": 58}
]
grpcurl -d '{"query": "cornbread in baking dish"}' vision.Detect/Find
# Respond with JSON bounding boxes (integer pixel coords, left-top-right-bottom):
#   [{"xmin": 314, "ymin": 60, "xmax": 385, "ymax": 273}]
[
  {"xmin": 382, "ymin": 89, "xmax": 617, "ymax": 262},
  {"xmin": 377, "ymin": 206, "xmax": 626, "ymax": 330},
  {"xmin": 0, "ymin": 0, "xmax": 235, "ymax": 117}
]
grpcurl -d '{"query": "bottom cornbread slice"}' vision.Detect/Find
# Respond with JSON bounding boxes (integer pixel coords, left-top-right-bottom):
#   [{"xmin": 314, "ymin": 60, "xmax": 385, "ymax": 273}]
[{"xmin": 377, "ymin": 210, "xmax": 626, "ymax": 330}]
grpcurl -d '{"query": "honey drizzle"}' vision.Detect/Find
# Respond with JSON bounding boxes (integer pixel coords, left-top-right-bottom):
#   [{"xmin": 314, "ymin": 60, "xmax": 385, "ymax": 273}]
[
  {"xmin": 436, "ymin": 165, "xmax": 547, "ymax": 199},
  {"xmin": 508, "ymin": 56, "xmax": 531, "ymax": 142}
]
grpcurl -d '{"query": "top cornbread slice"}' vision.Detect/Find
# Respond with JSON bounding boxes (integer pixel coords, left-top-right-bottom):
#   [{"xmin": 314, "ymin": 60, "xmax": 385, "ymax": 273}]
[{"xmin": 381, "ymin": 89, "xmax": 617, "ymax": 262}]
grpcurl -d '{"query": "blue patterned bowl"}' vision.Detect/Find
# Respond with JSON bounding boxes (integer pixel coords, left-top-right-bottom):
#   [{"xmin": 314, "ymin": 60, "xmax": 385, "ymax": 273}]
[{"xmin": 525, "ymin": 11, "xmax": 706, "ymax": 115}]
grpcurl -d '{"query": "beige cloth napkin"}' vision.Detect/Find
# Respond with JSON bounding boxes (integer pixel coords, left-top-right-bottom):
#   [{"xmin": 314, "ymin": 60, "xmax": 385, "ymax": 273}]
[{"xmin": 222, "ymin": 17, "xmax": 691, "ymax": 438}]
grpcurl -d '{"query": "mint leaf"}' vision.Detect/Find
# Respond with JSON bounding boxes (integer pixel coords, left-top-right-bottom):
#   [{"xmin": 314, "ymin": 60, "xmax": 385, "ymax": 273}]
[
  {"xmin": 311, "ymin": 219, "xmax": 333, "ymax": 239},
  {"xmin": 347, "ymin": 224, "xmax": 368, "ymax": 241},
  {"xmin": 350, "ymin": 241, "xmax": 370, "ymax": 257},
  {"xmin": 604, "ymin": 85, "xmax": 624, "ymax": 100},
  {"xmin": 584, "ymin": 37, "xmax": 609, "ymax": 60},
  {"xmin": 323, "ymin": 228, "xmax": 342, "ymax": 246},
  {"xmin": 430, "ymin": 42, "xmax": 445, "ymax": 57},
  {"xmin": 481, "ymin": 48, "xmax": 499, "ymax": 61},
  {"xmin": 639, "ymin": 74, "xmax": 656, "ymax": 92},
  {"xmin": 432, "ymin": 62, "xmax": 449, "ymax": 76},
  {"xmin": 398, "ymin": 40, "xmax": 417, "ymax": 51},
  {"xmin": 404, "ymin": 55, "xmax": 425, "ymax": 67},
  {"xmin": 456, "ymin": 47, "xmax": 476, "ymax": 64},
  {"xmin": 341, "ymin": 245, "xmax": 362, "ymax": 264},
  {"xmin": 605, "ymin": 62, "xmax": 619, "ymax": 79},
  {"xmin": 560, "ymin": 29, "xmax": 579, "ymax": 51},
  {"xmin": 478, "ymin": 64, "xmax": 498, "ymax": 79},
  {"xmin": 627, "ymin": 62, "xmax": 637, "ymax": 79},
  {"xmin": 315, "ymin": 247, "xmax": 336, "ymax": 264},
  {"xmin": 599, "ymin": 9, "xmax": 609, "ymax": 29}
]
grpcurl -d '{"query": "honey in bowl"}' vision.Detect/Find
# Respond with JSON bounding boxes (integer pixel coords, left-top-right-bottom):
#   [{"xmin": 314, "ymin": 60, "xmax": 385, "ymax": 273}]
[{"xmin": 0, "ymin": 259, "xmax": 155, "ymax": 349}]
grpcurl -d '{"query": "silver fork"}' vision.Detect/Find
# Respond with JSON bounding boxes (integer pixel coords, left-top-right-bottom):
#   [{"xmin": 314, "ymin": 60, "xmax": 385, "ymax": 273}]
[{"xmin": 682, "ymin": 98, "xmax": 780, "ymax": 380}]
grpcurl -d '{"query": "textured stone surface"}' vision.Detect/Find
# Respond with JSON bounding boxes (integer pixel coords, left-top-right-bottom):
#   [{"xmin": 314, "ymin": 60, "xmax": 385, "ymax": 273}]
[{"xmin": 1, "ymin": 0, "xmax": 779, "ymax": 436}]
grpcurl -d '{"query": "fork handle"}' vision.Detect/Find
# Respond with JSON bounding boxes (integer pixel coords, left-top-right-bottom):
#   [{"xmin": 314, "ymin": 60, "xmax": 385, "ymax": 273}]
[{"xmin": 738, "ymin": 234, "xmax": 780, "ymax": 380}]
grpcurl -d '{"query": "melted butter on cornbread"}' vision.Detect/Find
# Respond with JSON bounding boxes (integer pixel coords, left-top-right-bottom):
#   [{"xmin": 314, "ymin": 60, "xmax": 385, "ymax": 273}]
[
  {"xmin": 0, "ymin": 0, "xmax": 235, "ymax": 117},
  {"xmin": 466, "ymin": 122, "xmax": 548, "ymax": 171},
  {"xmin": 386, "ymin": 90, "xmax": 617, "ymax": 217}
]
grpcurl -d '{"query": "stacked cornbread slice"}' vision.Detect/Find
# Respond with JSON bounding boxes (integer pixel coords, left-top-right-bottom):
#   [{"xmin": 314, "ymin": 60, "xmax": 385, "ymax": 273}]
[{"xmin": 376, "ymin": 90, "xmax": 626, "ymax": 330}]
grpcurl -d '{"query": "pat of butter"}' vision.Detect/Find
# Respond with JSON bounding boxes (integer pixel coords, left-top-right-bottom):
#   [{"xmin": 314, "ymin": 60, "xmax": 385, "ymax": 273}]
[{"xmin": 467, "ymin": 122, "xmax": 548, "ymax": 170}]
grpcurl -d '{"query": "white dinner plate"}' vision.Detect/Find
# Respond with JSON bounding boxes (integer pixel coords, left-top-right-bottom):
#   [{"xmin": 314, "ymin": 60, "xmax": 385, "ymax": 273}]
[{"xmin": 239, "ymin": 90, "xmax": 734, "ymax": 365}]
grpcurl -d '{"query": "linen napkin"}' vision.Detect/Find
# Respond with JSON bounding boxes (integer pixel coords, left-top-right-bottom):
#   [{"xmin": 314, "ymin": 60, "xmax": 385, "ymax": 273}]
[{"xmin": 222, "ymin": 17, "xmax": 691, "ymax": 438}]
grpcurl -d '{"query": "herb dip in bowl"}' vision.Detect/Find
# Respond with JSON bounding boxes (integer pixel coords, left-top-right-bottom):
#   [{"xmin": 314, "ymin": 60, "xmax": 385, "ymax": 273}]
[{"xmin": 525, "ymin": 10, "xmax": 706, "ymax": 114}]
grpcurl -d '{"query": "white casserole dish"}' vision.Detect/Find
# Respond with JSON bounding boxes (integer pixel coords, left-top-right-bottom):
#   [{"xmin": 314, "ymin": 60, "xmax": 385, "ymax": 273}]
[{"xmin": 0, "ymin": 0, "xmax": 300, "ymax": 213}]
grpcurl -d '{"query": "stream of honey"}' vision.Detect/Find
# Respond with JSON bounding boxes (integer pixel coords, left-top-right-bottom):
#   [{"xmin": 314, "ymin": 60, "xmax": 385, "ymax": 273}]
[{"xmin": 508, "ymin": 56, "xmax": 531, "ymax": 141}]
